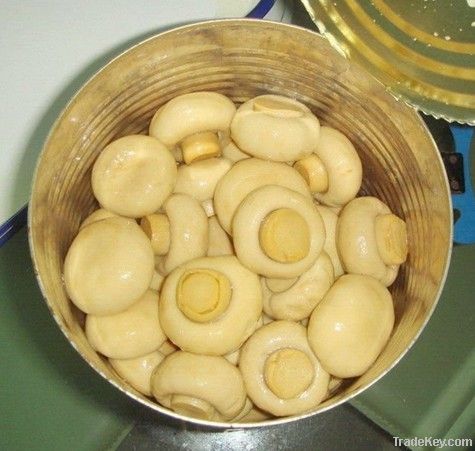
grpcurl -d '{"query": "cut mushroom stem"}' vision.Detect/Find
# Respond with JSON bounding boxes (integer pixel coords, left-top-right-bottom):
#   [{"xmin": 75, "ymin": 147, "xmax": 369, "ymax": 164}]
[
  {"xmin": 140, "ymin": 214, "xmax": 171, "ymax": 256},
  {"xmin": 264, "ymin": 348, "xmax": 315, "ymax": 399},
  {"xmin": 177, "ymin": 269, "xmax": 231, "ymax": 323},
  {"xmin": 375, "ymin": 213, "xmax": 408, "ymax": 265},
  {"xmin": 181, "ymin": 131, "xmax": 220, "ymax": 164},
  {"xmin": 259, "ymin": 208, "xmax": 310, "ymax": 263},
  {"xmin": 253, "ymin": 97, "xmax": 304, "ymax": 118},
  {"xmin": 294, "ymin": 155, "xmax": 329, "ymax": 193},
  {"xmin": 170, "ymin": 394, "xmax": 216, "ymax": 420}
]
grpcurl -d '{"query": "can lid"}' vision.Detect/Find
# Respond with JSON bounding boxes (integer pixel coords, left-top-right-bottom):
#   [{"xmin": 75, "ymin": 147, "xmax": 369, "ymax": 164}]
[{"xmin": 301, "ymin": 0, "xmax": 475, "ymax": 124}]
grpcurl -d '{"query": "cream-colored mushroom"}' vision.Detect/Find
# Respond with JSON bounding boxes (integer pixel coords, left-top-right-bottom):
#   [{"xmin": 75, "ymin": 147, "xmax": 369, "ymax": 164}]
[
  {"xmin": 79, "ymin": 208, "xmax": 118, "ymax": 230},
  {"xmin": 64, "ymin": 217, "xmax": 154, "ymax": 315},
  {"xmin": 337, "ymin": 196, "xmax": 407, "ymax": 286},
  {"xmin": 149, "ymin": 92, "xmax": 236, "ymax": 164},
  {"xmin": 201, "ymin": 199, "xmax": 215, "ymax": 217},
  {"xmin": 86, "ymin": 290, "xmax": 166, "ymax": 359},
  {"xmin": 140, "ymin": 214, "xmax": 170, "ymax": 256},
  {"xmin": 261, "ymin": 252, "xmax": 334, "ymax": 321},
  {"xmin": 230, "ymin": 95, "xmax": 320, "ymax": 162},
  {"xmin": 239, "ymin": 406, "xmax": 273, "ymax": 423},
  {"xmin": 207, "ymin": 216, "xmax": 233, "ymax": 257},
  {"xmin": 264, "ymin": 277, "xmax": 298, "ymax": 293},
  {"xmin": 239, "ymin": 321, "xmax": 330, "ymax": 417},
  {"xmin": 232, "ymin": 185, "xmax": 325, "ymax": 278},
  {"xmin": 222, "ymin": 139, "xmax": 250, "ymax": 163},
  {"xmin": 174, "ymin": 158, "xmax": 232, "ymax": 202},
  {"xmin": 159, "ymin": 256, "xmax": 262, "ymax": 355},
  {"xmin": 149, "ymin": 270, "xmax": 164, "ymax": 292},
  {"xmin": 230, "ymin": 398, "xmax": 254, "ymax": 422},
  {"xmin": 214, "ymin": 158, "xmax": 311, "ymax": 234},
  {"xmin": 157, "ymin": 194, "xmax": 208, "ymax": 275},
  {"xmin": 158, "ymin": 340, "xmax": 179, "ymax": 357},
  {"xmin": 315, "ymin": 204, "xmax": 344, "ymax": 277},
  {"xmin": 91, "ymin": 135, "xmax": 177, "ymax": 218},
  {"xmin": 151, "ymin": 351, "xmax": 247, "ymax": 421},
  {"xmin": 110, "ymin": 351, "xmax": 165, "ymax": 396},
  {"xmin": 294, "ymin": 126, "xmax": 362, "ymax": 207},
  {"xmin": 224, "ymin": 349, "xmax": 240, "ymax": 366},
  {"xmin": 307, "ymin": 274, "xmax": 395, "ymax": 378}
]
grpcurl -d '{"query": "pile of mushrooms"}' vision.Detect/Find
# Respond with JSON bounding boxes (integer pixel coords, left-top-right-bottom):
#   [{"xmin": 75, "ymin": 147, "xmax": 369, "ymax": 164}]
[{"xmin": 63, "ymin": 92, "xmax": 408, "ymax": 423}]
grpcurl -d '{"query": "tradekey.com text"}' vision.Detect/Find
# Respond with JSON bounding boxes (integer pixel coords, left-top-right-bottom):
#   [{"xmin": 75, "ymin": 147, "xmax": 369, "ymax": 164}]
[{"xmin": 394, "ymin": 436, "xmax": 472, "ymax": 448}]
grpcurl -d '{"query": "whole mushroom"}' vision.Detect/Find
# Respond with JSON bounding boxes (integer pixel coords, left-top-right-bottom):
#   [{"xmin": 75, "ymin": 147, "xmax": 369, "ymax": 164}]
[
  {"xmin": 230, "ymin": 95, "xmax": 320, "ymax": 162},
  {"xmin": 64, "ymin": 216, "xmax": 154, "ymax": 315},
  {"xmin": 239, "ymin": 321, "xmax": 330, "ymax": 417},
  {"xmin": 92, "ymin": 135, "xmax": 177, "ymax": 218},
  {"xmin": 159, "ymin": 256, "xmax": 262, "ymax": 355},
  {"xmin": 261, "ymin": 252, "xmax": 335, "ymax": 321},
  {"xmin": 86, "ymin": 290, "xmax": 166, "ymax": 359},
  {"xmin": 149, "ymin": 92, "xmax": 236, "ymax": 164},
  {"xmin": 110, "ymin": 350, "xmax": 165, "ymax": 396},
  {"xmin": 337, "ymin": 196, "xmax": 408, "ymax": 286},
  {"xmin": 151, "ymin": 351, "xmax": 247, "ymax": 421},
  {"xmin": 174, "ymin": 158, "xmax": 232, "ymax": 203},
  {"xmin": 214, "ymin": 158, "xmax": 311, "ymax": 234},
  {"xmin": 141, "ymin": 194, "xmax": 208, "ymax": 275},
  {"xmin": 294, "ymin": 127, "xmax": 362, "ymax": 207},
  {"xmin": 308, "ymin": 274, "xmax": 395, "ymax": 378},
  {"xmin": 232, "ymin": 185, "xmax": 326, "ymax": 278}
]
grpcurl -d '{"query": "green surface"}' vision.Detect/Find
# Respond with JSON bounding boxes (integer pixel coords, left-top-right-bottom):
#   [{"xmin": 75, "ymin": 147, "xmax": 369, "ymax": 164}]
[
  {"xmin": 352, "ymin": 244, "xmax": 475, "ymax": 450},
  {"xmin": 0, "ymin": 228, "xmax": 135, "ymax": 451},
  {"xmin": 1, "ymin": 227, "xmax": 474, "ymax": 451}
]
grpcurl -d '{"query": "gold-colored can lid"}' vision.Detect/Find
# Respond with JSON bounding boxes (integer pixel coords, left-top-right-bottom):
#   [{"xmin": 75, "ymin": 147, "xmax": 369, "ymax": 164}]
[{"xmin": 302, "ymin": 0, "xmax": 475, "ymax": 124}]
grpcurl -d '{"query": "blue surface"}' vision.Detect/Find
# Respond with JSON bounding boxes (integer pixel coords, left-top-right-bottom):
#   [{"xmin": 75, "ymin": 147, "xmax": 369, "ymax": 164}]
[{"xmin": 450, "ymin": 125, "xmax": 475, "ymax": 245}]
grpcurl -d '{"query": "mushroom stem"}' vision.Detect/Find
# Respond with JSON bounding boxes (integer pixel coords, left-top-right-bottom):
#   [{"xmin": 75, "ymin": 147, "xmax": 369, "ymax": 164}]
[
  {"xmin": 181, "ymin": 131, "xmax": 221, "ymax": 164},
  {"xmin": 177, "ymin": 269, "xmax": 231, "ymax": 323},
  {"xmin": 375, "ymin": 213, "xmax": 408, "ymax": 266},
  {"xmin": 259, "ymin": 208, "xmax": 310, "ymax": 263},
  {"xmin": 294, "ymin": 155, "xmax": 329, "ymax": 193},
  {"xmin": 170, "ymin": 394, "xmax": 216, "ymax": 420},
  {"xmin": 140, "ymin": 214, "xmax": 171, "ymax": 255},
  {"xmin": 264, "ymin": 348, "xmax": 314, "ymax": 399}
]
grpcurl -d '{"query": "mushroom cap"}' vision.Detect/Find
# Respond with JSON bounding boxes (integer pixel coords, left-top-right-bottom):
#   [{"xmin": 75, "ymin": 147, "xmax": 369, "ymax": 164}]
[
  {"xmin": 207, "ymin": 216, "xmax": 234, "ymax": 257},
  {"xmin": 91, "ymin": 135, "xmax": 177, "ymax": 218},
  {"xmin": 159, "ymin": 194, "xmax": 209, "ymax": 275},
  {"xmin": 312, "ymin": 127, "xmax": 362, "ymax": 207},
  {"xmin": 79, "ymin": 208, "xmax": 118, "ymax": 230},
  {"xmin": 64, "ymin": 217, "xmax": 154, "ymax": 315},
  {"xmin": 230, "ymin": 398, "xmax": 254, "ymax": 422},
  {"xmin": 232, "ymin": 185, "xmax": 325, "ymax": 278},
  {"xmin": 222, "ymin": 139, "xmax": 251, "ymax": 163},
  {"xmin": 149, "ymin": 92, "xmax": 236, "ymax": 148},
  {"xmin": 307, "ymin": 274, "xmax": 395, "ymax": 378},
  {"xmin": 110, "ymin": 351, "xmax": 165, "ymax": 396},
  {"xmin": 151, "ymin": 351, "xmax": 247, "ymax": 421},
  {"xmin": 159, "ymin": 256, "xmax": 262, "ymax": 355},
  {"xmin": 86, "ymin": 290, "xmax": 166, "ymax": 359},
  {"xmin": 230, "ymin": 95, "xmax": 320, "ymax": 162},
  {"xmin": 239, "ymin": 321, "xmax": 330, "ymax": 416},
  {"xmin": 174, "ymin": 158, "xmax": 232, "ymax": 202},
  {"xmin": 214, "ymin": 158, "xmax": 311, "ymax": 234},
  {"xmin": 262, "ymin": 252, "xmax": 335, "ymax": 321},
  {"xmin": 264, "ymin": 277, "xmax": 298, "ymax": 293},
  {"xmin": 315, "ymin": 204, "xmax": 344, "ymax": 277},
  {"xmin": 337, "ymin": 196, "xmax": 399, "ymax": 286}
]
